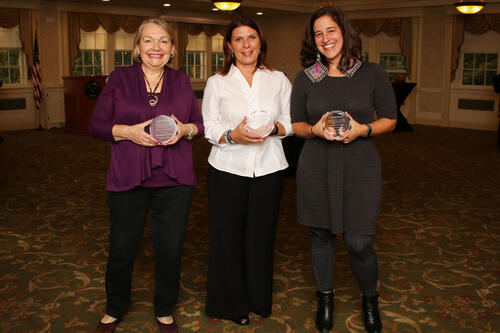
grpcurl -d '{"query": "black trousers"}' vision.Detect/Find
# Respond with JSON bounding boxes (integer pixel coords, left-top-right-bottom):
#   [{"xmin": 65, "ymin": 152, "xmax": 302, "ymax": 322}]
[
  {"xmin": 105, "ymin": 185, "xmax": 193, "ymax": 318},
  {"xmin": 205, "ymin": 166, "xmax": 284, "ymax": 320}
]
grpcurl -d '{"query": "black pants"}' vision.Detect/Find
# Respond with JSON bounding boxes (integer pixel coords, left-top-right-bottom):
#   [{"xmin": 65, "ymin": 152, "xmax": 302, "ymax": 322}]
[
  {"xmin": 205, "ymin": 166, "xmax": 284, "ymax": 320},
  {"xmin": 105, "ymin": 185, "xmax": 193, "ymax": 318},
  {"xmin": 310, "ymin": 227, "xmax": 379, "ymax": 297}
]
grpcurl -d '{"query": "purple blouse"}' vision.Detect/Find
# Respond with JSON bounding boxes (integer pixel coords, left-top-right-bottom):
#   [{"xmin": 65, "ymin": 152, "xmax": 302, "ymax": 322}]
[{"xmin": 88, "ymin": 64, "xmax": 204, "ymax": 192}]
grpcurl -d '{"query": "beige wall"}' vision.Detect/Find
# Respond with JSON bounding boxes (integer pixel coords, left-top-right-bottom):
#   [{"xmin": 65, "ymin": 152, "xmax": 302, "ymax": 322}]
[
  {"xmin": 259, "ymin": 14, "xmax": 309, "ymax": 82},
  {"xmin": 0, "ymin": 1, "xmax": 499, "ymax": 132}
]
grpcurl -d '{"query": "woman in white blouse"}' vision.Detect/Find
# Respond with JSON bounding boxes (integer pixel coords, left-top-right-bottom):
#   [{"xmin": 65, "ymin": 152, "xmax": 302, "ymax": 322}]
[{"xmin": 202, "ymin": 17, "xmax": 292, "ymax": 326}]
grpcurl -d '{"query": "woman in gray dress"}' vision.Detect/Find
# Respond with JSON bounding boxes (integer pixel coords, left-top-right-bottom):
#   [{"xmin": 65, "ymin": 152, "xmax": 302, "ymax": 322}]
[{"xmin": 290, "ymin": 6, "xmax": 396, "ymax": 333}]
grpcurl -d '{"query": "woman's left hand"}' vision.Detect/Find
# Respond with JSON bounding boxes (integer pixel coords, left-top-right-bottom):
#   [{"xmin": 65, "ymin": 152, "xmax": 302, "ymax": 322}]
[
  {"xmin": 160, "ymin": 115, "xmax": 189, "ymax": 146},
  {"xmin": 335, "ymin": 113, "xmax": 366, "ymax": 144}
]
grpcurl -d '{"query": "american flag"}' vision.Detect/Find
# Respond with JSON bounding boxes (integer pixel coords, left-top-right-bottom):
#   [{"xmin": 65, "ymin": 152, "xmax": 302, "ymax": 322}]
[{"xmin": 32, "ymin": 30, "xmax": 42, "ymax": 109}]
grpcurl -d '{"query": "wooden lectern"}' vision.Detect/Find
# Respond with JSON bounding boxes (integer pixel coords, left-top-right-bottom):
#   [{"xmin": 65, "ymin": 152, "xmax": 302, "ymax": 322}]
[{"xmin": 63, "ymin": 76, "xmax": 107, "ymax": 133}]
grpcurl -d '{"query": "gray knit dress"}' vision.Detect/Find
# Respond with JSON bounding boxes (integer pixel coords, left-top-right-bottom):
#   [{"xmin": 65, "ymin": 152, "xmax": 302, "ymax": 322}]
[{"xmin": 290, "ymin": 62, "xmax": 397, "ymax": 235}]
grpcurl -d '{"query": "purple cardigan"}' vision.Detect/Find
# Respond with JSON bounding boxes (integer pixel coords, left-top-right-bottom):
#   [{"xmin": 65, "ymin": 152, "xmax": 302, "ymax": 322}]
[{"xmin": 88, "ymin": 64, "xmax": 204, "ymax": 191}]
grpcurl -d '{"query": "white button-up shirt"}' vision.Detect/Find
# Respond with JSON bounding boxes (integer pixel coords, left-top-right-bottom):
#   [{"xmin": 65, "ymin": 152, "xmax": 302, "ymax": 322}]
[{"xmin": 202, "ymin": 65, "xmax": 293, "ymax": 178}]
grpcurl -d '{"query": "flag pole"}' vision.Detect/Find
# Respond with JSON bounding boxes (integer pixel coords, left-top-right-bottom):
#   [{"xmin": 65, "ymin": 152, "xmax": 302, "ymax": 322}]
[{"xmin": 32, "ymin": 29, "xmax": 42, "ymax": 130}]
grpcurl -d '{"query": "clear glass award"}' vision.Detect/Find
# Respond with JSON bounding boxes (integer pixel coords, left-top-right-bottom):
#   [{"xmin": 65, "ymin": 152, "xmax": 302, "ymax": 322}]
[
  {"xmin": 150, "ymin": 115, "xmax": 178, "ymax": 142},
  {"xmin": 244, "ymin": 110, "xmax": 274, "ymax": 137},
  {"xmin": 324, "ymin": 110, "xmax": 351, "ymax": 139}
]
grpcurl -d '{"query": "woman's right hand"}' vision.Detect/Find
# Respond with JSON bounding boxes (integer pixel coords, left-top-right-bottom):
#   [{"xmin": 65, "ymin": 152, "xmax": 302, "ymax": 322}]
[
  {"xmin": 230, "ymin": 117, "xmax": 266, "ymax": 144},
  {"xmin": 311, "ymin": 112, "xmax": 336, "ymax": 141},
  {"xmin": 112, "ymin": 119, "xmax": 158, "ymax": 146}
]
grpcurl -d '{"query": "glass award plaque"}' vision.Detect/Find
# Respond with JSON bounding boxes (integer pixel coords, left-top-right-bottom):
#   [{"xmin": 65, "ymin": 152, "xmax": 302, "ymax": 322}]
[
  {"xmin": 324, "ymin": 110, "xmax": 351, "ymax": 139},
  {"xmin": 150, "ymin": 115, "xmax": 178, "ymax": 142},
  {"xmin": 245, "ymin": 110, "xmax": 274, "ymax": 137}
]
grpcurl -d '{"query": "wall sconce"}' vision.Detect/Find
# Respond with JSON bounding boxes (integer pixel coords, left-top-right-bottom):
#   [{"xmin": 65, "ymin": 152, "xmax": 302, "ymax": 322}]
[
  {"xmin": 212, "ymin": 0, "xmax": 242, "ymax": 11},
  {"xmin": 455, "ymin": 0, "xmax": 486, "ymax": 14}
]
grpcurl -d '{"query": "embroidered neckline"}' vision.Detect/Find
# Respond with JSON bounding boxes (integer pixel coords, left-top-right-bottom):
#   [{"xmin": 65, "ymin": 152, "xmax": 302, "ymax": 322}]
[
  {"xmin": 304, "ymin": 57, "xmax": 363, "ymax": 83},
  {"xmin": 345, "ymin": 58, "xmax": 362, "ymax": 78}
]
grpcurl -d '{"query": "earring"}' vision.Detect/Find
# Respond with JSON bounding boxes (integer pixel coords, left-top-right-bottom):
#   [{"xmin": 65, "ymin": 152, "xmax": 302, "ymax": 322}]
[
  {"xmin": 304, "ymin": 53, "xmax": 328, "ymax": 84},
  {"xmin": 231, "ymin": 52, "xmax": 234, "ymax": 59},
  {"xmin": 170, "ymin": 53, "xmax": 174, "ymax": 58},
  {"xmin": 137, "ymin": 51, "xmax": 141, "ymax": 59}
]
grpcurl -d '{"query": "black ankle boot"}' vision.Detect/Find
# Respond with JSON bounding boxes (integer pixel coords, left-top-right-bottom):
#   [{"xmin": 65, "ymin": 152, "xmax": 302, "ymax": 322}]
[
  {"xmin": 362, "ymin": 293, "xmax": 382, "ymax": 333},
  {"xmin": 316, "ymin": 290, "xmax": 334, "ymax": 333}
]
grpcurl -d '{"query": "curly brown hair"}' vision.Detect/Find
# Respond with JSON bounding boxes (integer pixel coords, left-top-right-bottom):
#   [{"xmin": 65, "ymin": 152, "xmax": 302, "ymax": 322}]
[{"xmin": 300, "ymin": 7, "xmax": 361, "ymax": 73}]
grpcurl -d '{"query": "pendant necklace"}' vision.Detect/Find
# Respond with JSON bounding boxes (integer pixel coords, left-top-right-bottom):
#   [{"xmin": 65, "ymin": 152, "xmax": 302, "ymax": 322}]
[{"xmin": 143, "ymin": 69, "xmax": 165, "ymax": 107}]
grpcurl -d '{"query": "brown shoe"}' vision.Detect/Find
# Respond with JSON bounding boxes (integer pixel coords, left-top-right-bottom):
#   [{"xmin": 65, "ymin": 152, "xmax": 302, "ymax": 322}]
[
  {"xmin": 156, "ymin": 316, "xmax": 178, "ymax": 333},
  {"xmin": 94, "ymin": 317, "xmax": 121, "ymax": 333}
]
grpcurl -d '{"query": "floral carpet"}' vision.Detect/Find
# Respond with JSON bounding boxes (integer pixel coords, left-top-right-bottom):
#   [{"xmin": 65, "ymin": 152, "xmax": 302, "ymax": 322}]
[{"xmin": 0, "ymin": 125, "xmax": 499, "ymax": 333}]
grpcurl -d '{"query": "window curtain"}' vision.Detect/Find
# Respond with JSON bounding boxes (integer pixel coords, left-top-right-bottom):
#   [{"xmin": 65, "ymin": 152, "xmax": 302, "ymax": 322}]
[
  {"xmin": 176, "ymin": 23, "xmax": 226, "ymax": 69},
  {"xmin": 351, "ymin": 18, "xmax": 413, "ymax": 80},
  {"xmin": 67, "ymin": 12, "xmax": 145, "ymax": 72},
  {"xmin": 450, "ymin": 14, "xmax": 500, "ymax": 81},
  {"xmin": 0, "ymin": 8, "xmax": 34, "ymax": 68}
]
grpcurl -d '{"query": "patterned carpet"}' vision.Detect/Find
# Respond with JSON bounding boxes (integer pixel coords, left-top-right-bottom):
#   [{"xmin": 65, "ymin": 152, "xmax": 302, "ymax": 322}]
[{"xmin": 0, "ymin": 126, "xmax": 499, "ymax": 333}]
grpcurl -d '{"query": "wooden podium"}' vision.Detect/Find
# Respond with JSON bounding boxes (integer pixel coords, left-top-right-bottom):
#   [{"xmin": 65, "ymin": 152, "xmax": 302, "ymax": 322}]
[{"xmin": 63, "ymin": 76, "xmax": 107, "ymax": 133}]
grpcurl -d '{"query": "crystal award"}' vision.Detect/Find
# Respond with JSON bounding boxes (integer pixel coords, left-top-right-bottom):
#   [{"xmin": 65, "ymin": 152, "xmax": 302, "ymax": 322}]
[
  {"xmin": 324, "ymin": 110, "xmax": 351, "ymax": 139},
  {"xmin": 244, "ymin": 110, "xmax": 274, "ymax": 137},
  {"xmin": 150, "ymin": 115, "xmax": 178, "ymax": 142}
]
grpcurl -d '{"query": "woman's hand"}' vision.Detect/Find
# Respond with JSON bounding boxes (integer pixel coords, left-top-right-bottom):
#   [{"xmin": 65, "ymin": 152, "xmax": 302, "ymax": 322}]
[
  {"xmin": 112, "ymin": 119, "xmax": 158, "ymax": 146},
  {"xmin": 336, "ymin": 112, "xmax": 367, "ymax": 144},
  {"xmin": 230, "ymin": 117, "xmax": 266, "ymax": 144},
  {"xmin": 160, "ymin": 115, "xmax": 189, "ymax": 146},
  {"xmin": 311, "ymin": 112, "xmax": 336, "ymax": 141}
]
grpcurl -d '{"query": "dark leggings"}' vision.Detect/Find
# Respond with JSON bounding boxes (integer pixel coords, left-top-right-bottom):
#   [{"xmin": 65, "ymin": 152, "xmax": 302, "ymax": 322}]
[{"xmin": 310, "ymin": 227, "xmax": 379, "ymax": 297}]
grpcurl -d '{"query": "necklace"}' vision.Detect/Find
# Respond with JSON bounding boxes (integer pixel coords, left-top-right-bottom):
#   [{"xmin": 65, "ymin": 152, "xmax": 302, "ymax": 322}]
[{"xmin": 143, "ymin": 69, "xmax": 165, "ymax": 107}]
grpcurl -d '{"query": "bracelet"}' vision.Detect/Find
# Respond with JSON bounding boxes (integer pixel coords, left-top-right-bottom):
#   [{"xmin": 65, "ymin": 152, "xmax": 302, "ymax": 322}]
[
  {"xmin": 224, "ymin": 129, "xmax": 235, "ymax": 144},
  {"xmin": 186, "ymin": 124, "xmax": 194, "ymax": 139},
  {"xmin": 271, "ymin": 124, "xmax": 278, "ymax": 136}
]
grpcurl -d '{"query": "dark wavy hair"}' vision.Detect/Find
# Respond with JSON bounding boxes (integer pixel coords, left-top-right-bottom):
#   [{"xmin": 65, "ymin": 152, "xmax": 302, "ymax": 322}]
[
  {"xmin": 219, "ymin": 16, "xmax": 273, "ymax": 75},
  {"xmin": 300, "ymin": 7, "xmax": 361, "ymax": 72}
]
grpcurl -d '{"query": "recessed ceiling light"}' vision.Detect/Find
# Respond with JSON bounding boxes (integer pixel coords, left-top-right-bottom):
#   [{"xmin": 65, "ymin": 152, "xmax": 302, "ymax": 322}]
[
  {"xmin": 256, "ymin": 12, "xmax": 263, "ymax": 15},
  {"xmin": 163, "ymin": 3, "xmax": 171, "ymax": 6},
  {"xmin": 212, "ymin": 7, "xmax": 219, "ymax": 11},
  {"xmin": 101, "ymin": 0, "xmax": 110, "ymax": 2}
]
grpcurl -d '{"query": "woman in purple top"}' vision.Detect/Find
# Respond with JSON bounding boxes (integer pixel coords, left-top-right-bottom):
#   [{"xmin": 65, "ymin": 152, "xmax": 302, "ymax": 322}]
[{"xmin": 89, "ymin": 18, "xmax": 203, "ymax": 333}]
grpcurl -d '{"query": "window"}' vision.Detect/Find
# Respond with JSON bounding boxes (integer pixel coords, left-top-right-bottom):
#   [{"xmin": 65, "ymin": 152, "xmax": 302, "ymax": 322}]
[
  {"xmin": 211, "ymin": 34, "xmax": 224, "ymax": 75},
  {"xmin": 361, "ymin": 52, "xmax": 369, "ymax": 63},
  {"xmin": 379, "ymin": 53, "xmax": 406, "ymax": 81},
  {"xmin": 184, "ymin": 32, "xmax": 206, "ymax": 80},
  {"xmin": 114, "ymin": 29, "xmax": 135, "ymax": 68},
  {"xmin": 73, "ymin": 26, "xmax": 107, "ymax": 76},
  {"xmin": 0, "ymin": 27, "xmax": 26, "ymax": 85},
  {"xmin": 462, "ymin": 53, "xmax": 498, "ymax": 86}
]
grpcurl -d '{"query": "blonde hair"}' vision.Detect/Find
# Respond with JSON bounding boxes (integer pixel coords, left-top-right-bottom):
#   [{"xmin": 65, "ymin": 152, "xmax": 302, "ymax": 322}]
[{"xmin": 133, "ymin": 18, "xmax": 175, "ymax": 63}]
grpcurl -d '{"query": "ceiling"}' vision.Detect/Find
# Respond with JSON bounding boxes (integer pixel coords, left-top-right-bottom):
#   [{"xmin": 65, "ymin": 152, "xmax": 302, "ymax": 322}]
[{"xmin": 42, "ymin": 0, "xmax": 500, "ymax": 22}]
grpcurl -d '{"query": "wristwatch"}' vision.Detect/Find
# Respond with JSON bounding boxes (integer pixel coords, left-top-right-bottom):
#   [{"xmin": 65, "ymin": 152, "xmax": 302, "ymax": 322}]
[{"xmin": 363, "ymin": 124, "xmax": 372, "ymax": 138}]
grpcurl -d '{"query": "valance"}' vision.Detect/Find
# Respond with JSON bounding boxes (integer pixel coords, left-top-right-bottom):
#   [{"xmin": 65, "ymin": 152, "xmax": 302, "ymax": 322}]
[
  {"xmin": 186, "ymin": 23, "xmax": 226, "ymax": 37},
  {"xmin": 78, "ymin": 13, "xmax": 144, "ymax": 33},
  {"xmin": 351, "ymin": 18, "xmax": 401, "ymax": 37},
  {"xmin": 0, "ymin": 7, "xmax": 18, "ymax": 28},
  {"xmin": 465, "ymin": 14, "xmax": 500, "ymax": 34}
]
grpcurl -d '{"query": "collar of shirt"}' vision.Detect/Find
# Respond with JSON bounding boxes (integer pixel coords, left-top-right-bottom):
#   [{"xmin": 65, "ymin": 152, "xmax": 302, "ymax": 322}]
[{"xmin": 227, "ymin": 64, "xmax": 272, "ymax": 114}]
